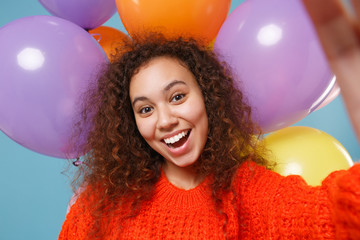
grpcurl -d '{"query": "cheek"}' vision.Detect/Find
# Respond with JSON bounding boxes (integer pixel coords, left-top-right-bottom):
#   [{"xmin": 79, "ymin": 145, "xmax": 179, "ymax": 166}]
[
  {"xmin": 193, "ymin": 101, "xmax": 209, "ymax": 139},
  {"xmin": 199, "ymin": 109, "xmax": 209, "ymax": 139},
  {"xmin": 187, "ymin": 98, "xmax": 208, "ymax": 125},
  {"xmin": 135, "ymin": 118, "xmax": 155, "ymax": 141}
]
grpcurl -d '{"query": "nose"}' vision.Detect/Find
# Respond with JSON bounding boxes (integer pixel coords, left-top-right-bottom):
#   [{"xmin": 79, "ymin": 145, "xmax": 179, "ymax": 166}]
[{"xmin": 156, "ymin": 105, "xmax": 178, "ymax": 130}]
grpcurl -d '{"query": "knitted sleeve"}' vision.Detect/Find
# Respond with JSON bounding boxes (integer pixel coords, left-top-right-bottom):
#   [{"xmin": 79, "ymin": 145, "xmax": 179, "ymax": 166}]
[{"xmin": 235, "ymin": 161, "xmax": 360, "ymax": 240}]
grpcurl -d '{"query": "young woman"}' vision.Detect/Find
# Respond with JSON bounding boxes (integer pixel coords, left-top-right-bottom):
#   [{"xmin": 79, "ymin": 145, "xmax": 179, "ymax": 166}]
[{"xmin": 59, "ymin": 1, "xmax": 360, "ymax": 239}]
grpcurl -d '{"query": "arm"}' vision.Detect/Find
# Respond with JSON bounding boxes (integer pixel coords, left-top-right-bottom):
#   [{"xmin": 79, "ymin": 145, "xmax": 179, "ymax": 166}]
[
  {"xmin": 322, "ymin": 163, "xmax": 360, "ymax": 239},
  {"xmin": 236, "ymin": 161, "xmax": 360, "ymax": 239},
  {"xmin": 302, "ymin": 0, "xmax": 360, "ymax": 142}
]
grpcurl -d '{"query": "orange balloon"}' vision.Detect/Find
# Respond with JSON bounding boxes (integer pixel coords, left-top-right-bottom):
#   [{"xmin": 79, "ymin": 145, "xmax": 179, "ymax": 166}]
[
  {"xmin": 89, "ymin": 26, "xmax": 131, "ymax": 61},
  {"xmin": 115, "ymin": 0, "xmax": 231, "ymax": 45}
]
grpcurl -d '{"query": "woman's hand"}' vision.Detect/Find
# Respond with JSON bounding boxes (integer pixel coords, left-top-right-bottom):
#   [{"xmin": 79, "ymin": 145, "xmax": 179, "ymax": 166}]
[{"xmin": 302, "ymin": 0, "xmax": 360, "ymax": 142}]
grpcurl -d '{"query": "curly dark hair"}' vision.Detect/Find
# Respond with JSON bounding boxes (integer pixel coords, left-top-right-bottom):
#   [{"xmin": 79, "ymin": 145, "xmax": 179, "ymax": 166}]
[{"xmin": 70, "ymin": 34, "xmax": 269, "ymax": 238}]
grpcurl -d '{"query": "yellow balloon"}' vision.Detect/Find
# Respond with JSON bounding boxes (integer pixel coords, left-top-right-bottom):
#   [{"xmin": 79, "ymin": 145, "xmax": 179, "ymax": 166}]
[
  {"xmin": 262, "ymin": 126, "xmax": 353, "ymax": 186},
  {"xmin": 208, "ymin": 38, "xmax": 216, "ymax": 51}
]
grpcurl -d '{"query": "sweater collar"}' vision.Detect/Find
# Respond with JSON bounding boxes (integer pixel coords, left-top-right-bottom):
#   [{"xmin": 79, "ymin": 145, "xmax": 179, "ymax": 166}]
[{"xmin": 153, "ymin": 170, "xmax": 213, "ymax": 209}]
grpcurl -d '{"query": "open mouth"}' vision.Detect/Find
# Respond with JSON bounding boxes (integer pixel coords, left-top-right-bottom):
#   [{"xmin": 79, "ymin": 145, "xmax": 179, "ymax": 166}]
[{"xmin": 163, "ymin": 130, "xmax": 190, "ymax": 149}]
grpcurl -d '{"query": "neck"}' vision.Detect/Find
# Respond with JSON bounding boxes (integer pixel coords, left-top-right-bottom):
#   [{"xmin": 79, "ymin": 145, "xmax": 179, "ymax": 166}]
[{"xmin": 162, "ymin": 161, "xmax": 203, "ymax": 190}]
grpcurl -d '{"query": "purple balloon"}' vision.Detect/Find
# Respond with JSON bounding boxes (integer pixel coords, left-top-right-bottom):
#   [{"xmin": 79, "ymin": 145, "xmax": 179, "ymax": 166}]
[
  {"xmin": 214, "ymin": 0, "xmax": 334, "ymax": 133},
  {"xmin": 38, "ymin": 0, "xmax": 117, "ymax": 30},
  {"xmin": 0, "ymin": 16, "xmax": 108, "ymax": 159}
]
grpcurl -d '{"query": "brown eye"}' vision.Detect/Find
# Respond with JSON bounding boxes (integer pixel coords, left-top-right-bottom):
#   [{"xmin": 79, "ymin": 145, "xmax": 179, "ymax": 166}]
[
  {"xmin": 171, "ymin": 94, "xmax": 185, "ymax": 102},
  {"xmin": 139, "ymin": 106, "xmax": 153, "ymax": 114}
]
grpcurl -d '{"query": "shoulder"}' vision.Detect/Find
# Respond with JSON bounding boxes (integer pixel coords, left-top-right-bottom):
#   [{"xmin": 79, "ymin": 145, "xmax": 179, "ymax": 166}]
[
  {"xmin": 65, "ymin": 182, "xmax": 108, "ymax": 223},
  {"xmin": 59, "ymin": 185, "xmax": 95, "ymax": 240}
]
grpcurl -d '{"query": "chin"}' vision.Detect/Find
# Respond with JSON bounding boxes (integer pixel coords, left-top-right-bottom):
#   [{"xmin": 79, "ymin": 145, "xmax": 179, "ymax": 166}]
[{"xmin": 166, "ymin": 154, "xmax": 200, "ymax": 169}]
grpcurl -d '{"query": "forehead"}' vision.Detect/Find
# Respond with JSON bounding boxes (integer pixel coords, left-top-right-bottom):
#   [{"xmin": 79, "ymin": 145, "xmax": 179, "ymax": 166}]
[{"xmin": 129, "ymin": 57, "xmax": 199, "ymax": 97}]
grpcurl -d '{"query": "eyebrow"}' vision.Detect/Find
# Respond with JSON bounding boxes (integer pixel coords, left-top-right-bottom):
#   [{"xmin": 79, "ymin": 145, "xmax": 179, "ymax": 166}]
[
  {"xmin": 163, "ymin": 80, "xmax": 186, "ymax": 92},
  {"xmin": 132, "ymin": 80, "xmax": 187, "ymax": 106},
  {"xmin": 132, "ymin": 96, "xmax": 149, "ymax": 106}
]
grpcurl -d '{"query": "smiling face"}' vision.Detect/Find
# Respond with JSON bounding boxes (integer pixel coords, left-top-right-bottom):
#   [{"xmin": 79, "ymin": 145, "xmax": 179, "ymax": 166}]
[{"xmin": 129, "ymin": 57, "xmax": 208, "ymax": 171}]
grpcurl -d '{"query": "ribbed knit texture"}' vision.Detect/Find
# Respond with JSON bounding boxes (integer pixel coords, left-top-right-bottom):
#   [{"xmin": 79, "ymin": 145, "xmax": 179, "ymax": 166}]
[{"xmin": 59, "ymin": 161, "xmax": 360, "ymax": 239}]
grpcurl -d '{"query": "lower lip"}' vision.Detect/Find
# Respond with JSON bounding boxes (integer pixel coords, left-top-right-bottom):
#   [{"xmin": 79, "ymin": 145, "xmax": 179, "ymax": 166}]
[{"xmin": 164, "ymin": 131, "xmax": 191, "ymax": 156}]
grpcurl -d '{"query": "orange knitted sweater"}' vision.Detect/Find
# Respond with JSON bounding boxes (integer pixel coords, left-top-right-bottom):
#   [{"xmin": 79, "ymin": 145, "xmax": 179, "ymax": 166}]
[{"xmin": 59, "ymin": 161, "xmax": 360, "ymax": 239}]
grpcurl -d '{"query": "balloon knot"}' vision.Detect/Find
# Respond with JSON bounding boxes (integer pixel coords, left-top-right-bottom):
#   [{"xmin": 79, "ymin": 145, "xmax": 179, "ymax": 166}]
[{"xmin": 72, "ymin": 158, "xmax": 83, "ymax": 167}]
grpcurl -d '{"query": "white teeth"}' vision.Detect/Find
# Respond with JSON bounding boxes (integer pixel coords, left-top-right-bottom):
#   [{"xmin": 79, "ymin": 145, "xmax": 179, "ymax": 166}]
[{"xmin": 164, "ymin": 130, "xmax": 189, "ymax": 144}]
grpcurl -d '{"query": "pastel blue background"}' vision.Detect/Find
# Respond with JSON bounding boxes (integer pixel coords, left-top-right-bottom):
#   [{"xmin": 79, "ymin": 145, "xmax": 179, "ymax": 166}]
[{"xmin": 0, "ymin": 1, "xmax": 359, "ymax": 239}]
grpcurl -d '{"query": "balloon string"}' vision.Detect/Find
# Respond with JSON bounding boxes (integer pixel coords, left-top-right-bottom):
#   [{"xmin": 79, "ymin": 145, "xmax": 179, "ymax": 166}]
[{"xmin": 90, "ymin": 33, "xmax": 102, "ymax": 42}]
